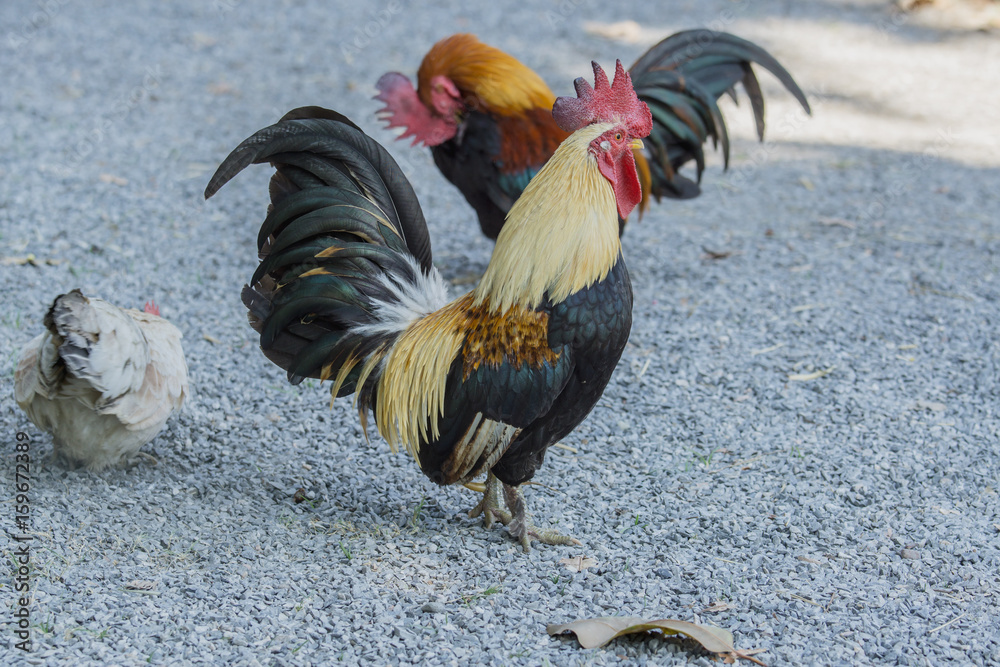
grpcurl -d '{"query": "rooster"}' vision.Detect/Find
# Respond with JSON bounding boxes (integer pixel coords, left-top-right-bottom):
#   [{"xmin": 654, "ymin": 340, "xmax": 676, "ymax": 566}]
[
  {"xmin": 14, "ymin": 290, "xmax": 188, "ymax": 471},
  {"xmin": 375, "ymin": 30, "xmax": 811, "ymax": 239},
  {"xmin": 204, "ymin": 61, "xmax": 652, "ymax": 549}
]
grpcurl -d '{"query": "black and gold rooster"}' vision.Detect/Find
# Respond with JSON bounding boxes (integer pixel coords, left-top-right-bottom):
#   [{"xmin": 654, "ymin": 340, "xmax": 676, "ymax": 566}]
[{"xmin": 205, "ymin": 61, "xmax": 652, "ymax": 549}]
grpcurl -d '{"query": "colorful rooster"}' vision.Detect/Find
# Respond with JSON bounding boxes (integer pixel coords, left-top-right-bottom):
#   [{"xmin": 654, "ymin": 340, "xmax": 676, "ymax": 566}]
[
  {"xmin": 376, "ymin": 30, "xmax": 811, "ymax": 239},
  {"xmin": 205, "ymin": 62, "xmax": 652, "ymax": 549}
]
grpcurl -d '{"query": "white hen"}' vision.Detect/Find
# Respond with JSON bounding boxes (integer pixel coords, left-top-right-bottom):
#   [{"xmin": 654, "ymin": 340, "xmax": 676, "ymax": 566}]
[{"xmin": 14, "ymin": 289, "xmax": 188, "ymax": 470}]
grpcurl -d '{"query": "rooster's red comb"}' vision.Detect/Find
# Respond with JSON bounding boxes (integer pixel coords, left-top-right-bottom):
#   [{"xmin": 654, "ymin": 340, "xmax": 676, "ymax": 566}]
[
  {"xmin": 552, "ymin": 60, "xmax": 652, "ymax": 139},
  {"xmin": 144, "ymin": 300, "xmax": 160, "ymax": 316}
]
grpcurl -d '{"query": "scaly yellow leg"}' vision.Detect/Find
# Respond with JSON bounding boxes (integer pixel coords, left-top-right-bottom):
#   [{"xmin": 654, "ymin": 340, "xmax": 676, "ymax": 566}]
[{"xmin": 468, "ymin": 471, "xmax": 580, "ymax": 551}]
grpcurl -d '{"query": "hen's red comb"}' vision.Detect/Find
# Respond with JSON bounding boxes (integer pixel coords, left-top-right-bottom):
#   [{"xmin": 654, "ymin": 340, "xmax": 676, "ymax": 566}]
[
  {"xmin": 552, "ymin": 60, "xmax": 652, "ymax": 139},
  {"xmin": 144, "ymin": 300, "xmax": 160, "ymax": 316}
]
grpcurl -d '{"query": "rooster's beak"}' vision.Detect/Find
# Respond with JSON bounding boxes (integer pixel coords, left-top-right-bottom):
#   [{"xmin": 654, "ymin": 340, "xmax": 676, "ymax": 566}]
[{"xmin": 631, "ymin": 139, "xmax": 644, "ymax": 150}]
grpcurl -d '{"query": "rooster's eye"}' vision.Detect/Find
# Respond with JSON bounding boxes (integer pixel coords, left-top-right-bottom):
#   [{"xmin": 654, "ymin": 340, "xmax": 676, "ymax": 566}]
[{"xmin": 615, "ymin": 132, "xmax": 623, "ymax": 141}]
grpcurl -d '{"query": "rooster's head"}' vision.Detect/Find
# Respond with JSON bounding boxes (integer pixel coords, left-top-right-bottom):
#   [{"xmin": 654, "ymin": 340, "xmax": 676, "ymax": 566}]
[{"xmin": 552, "ymin": 60, "xmax": 652, "ymax": 220}]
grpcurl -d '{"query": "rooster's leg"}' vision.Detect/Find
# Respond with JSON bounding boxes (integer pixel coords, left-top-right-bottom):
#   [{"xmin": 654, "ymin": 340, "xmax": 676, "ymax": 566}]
[
  {"xmin": 468, "ymin": 471, "xmax": 512, "ymax": 529},
  {"xmin": 501, "ymin": 482, "xmax": 580, "ymax": 552}
]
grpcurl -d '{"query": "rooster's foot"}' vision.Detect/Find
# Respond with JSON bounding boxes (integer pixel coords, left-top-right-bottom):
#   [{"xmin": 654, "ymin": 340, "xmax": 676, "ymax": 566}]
[
  {"xmin": 468, "ymin": 471, "xmax": 512, "ymax": 529},
  {"xmin": 502, "ymin": 481, "xmax": 580, "ymax": 552}
]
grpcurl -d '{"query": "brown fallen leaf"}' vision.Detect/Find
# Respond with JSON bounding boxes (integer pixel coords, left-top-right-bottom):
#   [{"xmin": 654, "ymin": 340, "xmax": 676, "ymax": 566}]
[
  {"xmin": 202, "ymin": 333, "xmax": 222, "ymax": 344},
  {"xmin": 701, "ymin": 246, "xmax": 737, "ymax": 261},
  {"xmin": 208, "ymin": 81, "xmax": 239, "ymax": 96},
  {"xmin": 547, "ymin": 616, "xmax": 766, "ymax": 665},
  {"xmin": 191, "ymin": 32, "xmax": 217, "ymax": 48},
  {"xmin": 123, "ymin": 580, "xmax": 156, "ymax": 591},
  {"xmin": 701, "ymin": 601, "xmax": 736, "ymax": 613},
  {"xmin": 788, "ymin": 366, "xmax": 835, "ymax": 382},
  {"xmin": 559, "ymin": 556, "xmax": 596, "ymax": 573},
  {"xmin": 751, "ymin": 343, "xmax": 785, "ymax": 356},
  {"xmin": 817, "ymin": 217, "xmax": 856, "ymax": 229},
  {"xmin": 582, "ymin": 20, "xmax": 644, "ymax": 43},
  {"xmin": 1, "ymin": 254, "xmax": 62, "ymax": 267},
  {"xmin": 725, "ymin": 649, "xmax": 770, "ymax": 664},
  {"xmin": 99, "ymin": 173, "xmax": 128, "ymax": 186}
]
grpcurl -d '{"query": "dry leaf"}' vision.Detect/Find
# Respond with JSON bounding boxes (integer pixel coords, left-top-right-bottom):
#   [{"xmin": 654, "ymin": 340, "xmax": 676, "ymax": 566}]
[
  {"xmin": 701, "ymin": 601, "xmax": 736, "ymax": 613},
  {"xmin": 798, "ymin": 176, "xmax": 815, "ymax": 191},
  {"xmin": 202, "ymin": 333, "xmax": 222, "ymax": 344},
  {"xmin": 701, "ymin": 246, "xmax": 736, "ymax": 260},
  {"xmin": 559, "ymin": 556, "xmax": 596, "ymax": 573},
  {"xmin": 583, "ymin": 20, "xmax": 644, "ymax": 43},
  {"xmin": 208, "ymin": 81, "xmax": 238, "ymax": 96},
  {"xmin": 1, "ymin": 254, "xmax": 62, "ymax": 267},
  {"xmin": 191, "ymin": 32, "xmax": 217, "ymax": 47},
  {"xmin": 788, "ymin": 366, "xmax": 835, "ymax": 381},
  {"xmin": 99, "ymin": 173, "xmax": 128, "ymax": 186},
  {"xmin": 547, "ymin": 616, "xmax": 766, "ymax": 665},
  {"xmin": 123, "ymin": 580, "xmax": 156, "ymax": 591},
  {"xmin": 725, "ymin": 649, "xmax": 770, "ymax": 664},
  {"xmin": 817, "ymin": 217, "xmax": 856, "ymax": 229},
  {"xmin": 791, "ymin": 303, "xmax": 825, "ymax": 313}
]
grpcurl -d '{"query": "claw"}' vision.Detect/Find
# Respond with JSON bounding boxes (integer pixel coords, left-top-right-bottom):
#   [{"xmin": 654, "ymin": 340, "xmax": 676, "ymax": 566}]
[
  {"xmin": 125, "ymin": 451, "xmax": 159, "ymax": 470},
  {"xmin": 502, "ymin": 482, "xmax": 580, "ymax": 552},
  {"xmin": 467, "ymin": 471, "xmax": 579, "ymax": 551}
]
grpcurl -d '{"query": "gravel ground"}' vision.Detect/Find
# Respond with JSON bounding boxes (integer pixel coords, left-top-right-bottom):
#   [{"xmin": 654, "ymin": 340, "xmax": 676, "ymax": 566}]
[{"xmin": 2, "ymin": 1, "xmax": 999, "ymax": 665}]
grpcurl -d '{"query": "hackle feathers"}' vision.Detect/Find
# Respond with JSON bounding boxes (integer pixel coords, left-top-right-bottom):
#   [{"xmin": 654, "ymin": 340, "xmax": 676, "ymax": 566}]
[
  {"xmin": 474, "ymin": 123, "xmax": 621, "ymax": 313},
  {"xmin": 417, "ymin": 34, "xmax": 555, "ymax": 115}
]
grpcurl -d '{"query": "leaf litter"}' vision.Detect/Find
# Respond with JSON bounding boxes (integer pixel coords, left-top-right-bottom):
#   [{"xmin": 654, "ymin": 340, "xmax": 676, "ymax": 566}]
[{"xmin": 547, "ymin": 616, "xmax": 767, "ymax": 664}]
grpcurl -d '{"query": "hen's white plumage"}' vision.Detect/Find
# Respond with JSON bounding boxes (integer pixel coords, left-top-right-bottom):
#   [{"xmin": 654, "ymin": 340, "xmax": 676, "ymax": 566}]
[{"xmin": 14, "ymin": 290, "xmax": 188, "ymax": 470}]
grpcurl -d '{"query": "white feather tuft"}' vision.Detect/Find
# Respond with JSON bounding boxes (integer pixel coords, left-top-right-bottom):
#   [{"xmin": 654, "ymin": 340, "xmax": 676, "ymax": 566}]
[{"xmin": 351, "ymin": 255, "xmax": 452, "ymax": 337}]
